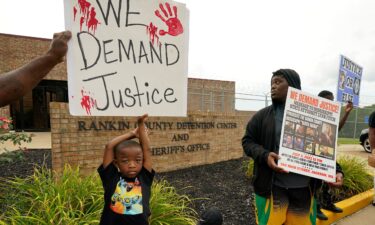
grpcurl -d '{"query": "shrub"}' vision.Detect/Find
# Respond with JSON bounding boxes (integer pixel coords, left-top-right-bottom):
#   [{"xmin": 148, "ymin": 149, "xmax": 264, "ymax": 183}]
[
  {"xmin": 150, "ymin": 180, "xmax": 197, "ymax": 225},
  {"xmin": 243, "ymin": 158, "xmax": 254, "ymax": 178},
  {"xmin": 0, "ymin": 166, "xmax": 197, "ymax": 225},
  {"xmin": 0, "ymin": 165, "xmax": 103, "ymax": 224},
  {"xmin": 0, "ymin": 150, "xmax": 25, "ymax": 163},
  {"xmin": 0, "ymin": 117, "xmax": 32, "ymax": 151},
  {"xmin": 330, "ymin": 156, "xmax": 373, "ymax": 202}
]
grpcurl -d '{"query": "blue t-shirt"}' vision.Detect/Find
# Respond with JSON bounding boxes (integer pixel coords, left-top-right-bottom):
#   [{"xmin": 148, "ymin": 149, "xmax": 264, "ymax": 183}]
[{"xmin": 98, "ymin": 163, "xmax": 155, "ymax": 225}]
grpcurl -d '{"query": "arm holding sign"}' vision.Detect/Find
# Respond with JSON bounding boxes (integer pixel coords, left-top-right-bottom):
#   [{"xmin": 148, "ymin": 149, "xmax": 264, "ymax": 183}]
[
  {"xmin": 0, "ymin": 31, "xmax": 71, "ymax": 107},
  {"xmin": 328, "ymin": 101, "xmax": 352, "ymax": 187},
  {"xmin": 338, "ymin": 101, "xmax": 353, "ymax": 131}
]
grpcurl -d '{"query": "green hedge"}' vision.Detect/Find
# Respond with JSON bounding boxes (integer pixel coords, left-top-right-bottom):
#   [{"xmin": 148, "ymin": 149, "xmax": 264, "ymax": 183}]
[
  {"xmin": 0, "ymin": 166, "xmax": 197, "ymax": 225},
  {"xmin": 331, "ymin": 156, "xmax": 373, "ymax": 202}
]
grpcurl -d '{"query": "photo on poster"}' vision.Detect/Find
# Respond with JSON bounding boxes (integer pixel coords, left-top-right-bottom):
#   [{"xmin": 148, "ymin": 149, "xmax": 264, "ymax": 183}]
[
  {"xmin": 338, "ymin": 70, "xmax": 346, "ymax": 90},
  {"xmin": 316, "ymin": 144, "xmax": 335, "ymax": 160},
  {"xmin": 305, "ymin": 127, "xmax": 317, "ymax": 140},
  {"xmin": 353, "ymin": 77, "xmax": 360, "ymax": 95},
  {"xmin": 282, "ymin": 134, "xmax": 294, "ymax": 149},
  {"xmin": 293, "ymin": 136, "xmax": 305, "ymax": 151},
  {"xmin": 295, "ymin": 124, "xmax": 306, "ymax": 137},
  {"xmin": 318, "ymin": 122, "xmax": 336, "ymax": 148},
  {"xmin": 304, "ymin": 141, "xmax": 315, "ymax": 154},
  {"xmin": 284, "ymin": 121, "xmax": 295, "ymax": 134}
]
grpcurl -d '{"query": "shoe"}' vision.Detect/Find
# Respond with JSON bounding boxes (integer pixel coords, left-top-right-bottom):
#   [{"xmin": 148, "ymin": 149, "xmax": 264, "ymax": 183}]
[
  {"xmin": 323, "ymin": 204, "xmax": 343, "ymax": 213},
  {"xmin": 317, "ymin": 209, "xmax": 328, "ymax": 220}
]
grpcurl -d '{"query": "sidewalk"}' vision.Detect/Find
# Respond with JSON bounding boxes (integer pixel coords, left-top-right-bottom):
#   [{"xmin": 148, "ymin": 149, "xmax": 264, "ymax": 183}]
[
  {"xmin": 334, "ymin": 204, "xmax": 375, "ymax": 225},
  {"xmin": 0, "ymin": 132, "xmax": 51, "ymax": 154}
]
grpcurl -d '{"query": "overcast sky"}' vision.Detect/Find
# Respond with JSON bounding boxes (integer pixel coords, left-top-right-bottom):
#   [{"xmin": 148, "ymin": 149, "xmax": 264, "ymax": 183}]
[{"xmin": 1, "ymin": 0, "xmax": 375, "ymax": 110}]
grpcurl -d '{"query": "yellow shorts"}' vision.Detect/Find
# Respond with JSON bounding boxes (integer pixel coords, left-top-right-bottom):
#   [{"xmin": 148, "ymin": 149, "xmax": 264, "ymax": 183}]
[{"xmin": 255, "ymin": 186, "xmax": 316, "ymax": 225}]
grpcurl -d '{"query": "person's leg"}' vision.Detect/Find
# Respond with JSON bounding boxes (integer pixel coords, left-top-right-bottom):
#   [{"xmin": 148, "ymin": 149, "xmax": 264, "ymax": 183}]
[
  {"xmin": 285, "ymin": 187, "xmax": 316, "ymax": 225},
  {"xmin": 321, "ymin": 182, "xmax": 343, "ymax": 213},
  {"xmin": 254, "ymin": 186, "xmax": 288, "ymax": 225},
  {"xmin": 315, "ymin": 185, "xmax": 328, "ymax": 220}
]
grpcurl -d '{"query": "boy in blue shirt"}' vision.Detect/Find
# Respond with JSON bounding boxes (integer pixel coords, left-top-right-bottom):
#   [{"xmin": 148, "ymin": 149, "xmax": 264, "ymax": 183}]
[{"xmin": 98, "ymin": 114, "xmax": 154, "ymax": 225}]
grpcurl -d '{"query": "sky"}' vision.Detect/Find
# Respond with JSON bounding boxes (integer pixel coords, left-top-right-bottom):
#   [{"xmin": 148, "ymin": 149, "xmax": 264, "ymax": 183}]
[{"xmin": 1, "ymin": 0, "xmax": 375, "ymax": 111}]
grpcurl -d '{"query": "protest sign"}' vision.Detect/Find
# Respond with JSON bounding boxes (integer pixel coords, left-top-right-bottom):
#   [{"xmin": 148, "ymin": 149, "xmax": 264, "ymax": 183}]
[
  {"xmin": 64, "ymin": 0, "xmax": 189, "ymax": 116},
  {"xmin": 278, "ymin": 87, "xmax": 341, "ymax": 182},
  {"xmin": 336, "ymin": 55, "xmax": 362, "ymax": 107}
]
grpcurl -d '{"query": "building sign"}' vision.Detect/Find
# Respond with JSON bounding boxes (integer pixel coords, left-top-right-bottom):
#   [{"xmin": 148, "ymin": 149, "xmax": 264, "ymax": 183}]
[
  {"xmin": 337, "ymin": 55, "xmax": 363, "ymax": 106},
  {"xmin": 77, "ymin": 120, "xmax": 237, "ymax": 156},
  {"xmin": 278, "ymin": 88, "xmax": 341, "ymax": 182},
  {"xmin": 64, "ymin": 0, "xmax": 189, "ymax": 116}
]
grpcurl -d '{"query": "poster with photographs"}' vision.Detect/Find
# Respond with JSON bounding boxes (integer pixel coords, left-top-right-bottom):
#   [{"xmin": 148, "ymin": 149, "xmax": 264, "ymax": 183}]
[
  {"xmin": 278, "ymin": 87, "xmax": 341, "ymax": 182},
  {"xmin": 336, "ymin": 55, "xmax": 363, "ymax": 107}
]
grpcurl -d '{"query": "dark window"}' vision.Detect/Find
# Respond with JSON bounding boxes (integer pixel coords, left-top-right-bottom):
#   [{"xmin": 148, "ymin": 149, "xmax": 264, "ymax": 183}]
[{"xmin": 10, "ymin": 80, "xmax": 68, "ymax": 131}]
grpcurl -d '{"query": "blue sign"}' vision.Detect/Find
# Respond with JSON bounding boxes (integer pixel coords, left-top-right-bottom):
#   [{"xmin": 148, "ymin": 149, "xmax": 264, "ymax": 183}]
[
  {"xmin": 365, "ymin": 116, "xmax": 369, "ymax": 124},
  {"xmin": 336, "ymin": 55, "xmax": 363, "ymax": 107}
]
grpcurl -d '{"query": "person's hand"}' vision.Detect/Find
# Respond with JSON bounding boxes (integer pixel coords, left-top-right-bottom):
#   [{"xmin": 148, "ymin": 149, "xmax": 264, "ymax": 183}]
[
  {"xmin": 345, "ymin": 101, "xmax": 353, "ymax": 113},
  {"xmin": 131, "ymin": 127, "xmax": 139, "ymax": 138},
  {"xmin": 137, "ymin": 114, "xmax": 148, "ymax": 125},
  {"xmin": 47, "ymin": 31, "xmax": 72, "ymax": 63},
  {"xmin": 328, "ymin": 173, "xmax": 344, "ymax": 187},
  {"xmin": 267, "ymin": 152, "xmax": 288, "ymax": 173}
]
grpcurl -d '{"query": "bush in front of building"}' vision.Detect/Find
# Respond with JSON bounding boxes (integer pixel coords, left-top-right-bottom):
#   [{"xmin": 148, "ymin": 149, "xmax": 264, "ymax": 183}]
[
  {"xmin": 0, "ymin": 166, "xmax": 197, "ymax": 225},
  {"xmin": 0, "ymin": 117, "xmax": 32, "ymax": 154},
  {"xmin": 330, "ymin": 156, "xmax": 373, "ymax": 202}
]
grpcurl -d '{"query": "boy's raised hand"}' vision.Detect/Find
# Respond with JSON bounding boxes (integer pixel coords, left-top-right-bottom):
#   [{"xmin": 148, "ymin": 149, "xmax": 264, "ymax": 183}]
[
  {"xmin": 131, "ymin": 127, "xmax": 139, "ymax": 138},
  {"xmin": 137, "ymin": 114, "xmax": 148, "ymax": 124}
]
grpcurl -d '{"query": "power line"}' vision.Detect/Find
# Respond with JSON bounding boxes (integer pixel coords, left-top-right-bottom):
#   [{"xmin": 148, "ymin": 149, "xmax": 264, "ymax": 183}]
[{"xmin": 236, "ymin": 92, "xmax": 270, "ymax": 97}]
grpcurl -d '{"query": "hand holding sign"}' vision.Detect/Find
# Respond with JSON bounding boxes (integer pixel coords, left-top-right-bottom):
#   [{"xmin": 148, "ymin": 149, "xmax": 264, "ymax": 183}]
[
  {"xmin": 345, "ymin": 101, "xmax": 353, "ymax": 113},
  {"xmin": 155, "ymin": 3, "xmax": 183, "ymax": 36},
  {"xmin": 48, "ymin": 31, "xmax": 72, "ymax": 63},
  {"xmin": 267, "ymin": 152, "xmax": 288, "ymax": 173},
  {"xmin": 328, "ymin": 172, "xmax": 343, "ymax": 187}
]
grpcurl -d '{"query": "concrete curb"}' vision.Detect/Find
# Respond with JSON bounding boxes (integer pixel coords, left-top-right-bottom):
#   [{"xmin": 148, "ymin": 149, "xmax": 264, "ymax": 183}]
[{"xmin": 317, "ymin": 189, "xmax": 374, "ymax": 225}]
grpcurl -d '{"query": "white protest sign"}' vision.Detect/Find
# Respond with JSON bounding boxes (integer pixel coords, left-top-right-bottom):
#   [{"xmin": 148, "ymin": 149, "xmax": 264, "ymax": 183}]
[
  {"xmin": 278, "ymin": 87, "xmax": 341, "ymax": 182},
  {"xmin": 64, "ymin": 0, "xmax": 189, "ymax": 116}
]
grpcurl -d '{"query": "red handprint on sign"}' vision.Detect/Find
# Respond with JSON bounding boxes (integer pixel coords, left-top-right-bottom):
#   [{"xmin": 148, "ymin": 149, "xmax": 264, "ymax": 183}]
[{"xmin": 154, "ymin": 3, "xmax": 183, "ymax": 36}]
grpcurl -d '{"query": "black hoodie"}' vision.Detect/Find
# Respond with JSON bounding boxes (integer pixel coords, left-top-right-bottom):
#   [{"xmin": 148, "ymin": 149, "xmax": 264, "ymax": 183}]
[{"xmin": 242, "ymin": 69, "xmax": 306, "ymax": 196}]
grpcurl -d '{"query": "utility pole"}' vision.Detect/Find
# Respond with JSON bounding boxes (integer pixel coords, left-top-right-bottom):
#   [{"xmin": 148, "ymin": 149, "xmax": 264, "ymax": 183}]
[{"xmin": 264, "ymin": 92, "xmax": 270, "ymax": 107}]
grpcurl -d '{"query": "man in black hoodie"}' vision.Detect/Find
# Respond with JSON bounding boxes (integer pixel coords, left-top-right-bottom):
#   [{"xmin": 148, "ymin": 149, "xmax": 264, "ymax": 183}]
[{"xmin": 242, "ymin": 69, "xmax": 316, "ymax": 225}]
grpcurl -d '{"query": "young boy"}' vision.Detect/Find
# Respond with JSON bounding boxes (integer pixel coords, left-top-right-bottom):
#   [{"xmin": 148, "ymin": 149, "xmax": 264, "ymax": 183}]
[{"xmin": 98, "ymin": 114, "xmax": 154, "ymax": 225}]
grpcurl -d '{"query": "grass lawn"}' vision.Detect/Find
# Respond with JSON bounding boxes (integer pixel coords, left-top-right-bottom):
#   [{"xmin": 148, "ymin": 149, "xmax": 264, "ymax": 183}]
[{"xmin": 338, "ymin": 137, "xmax": 359, "ymax": 145}]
